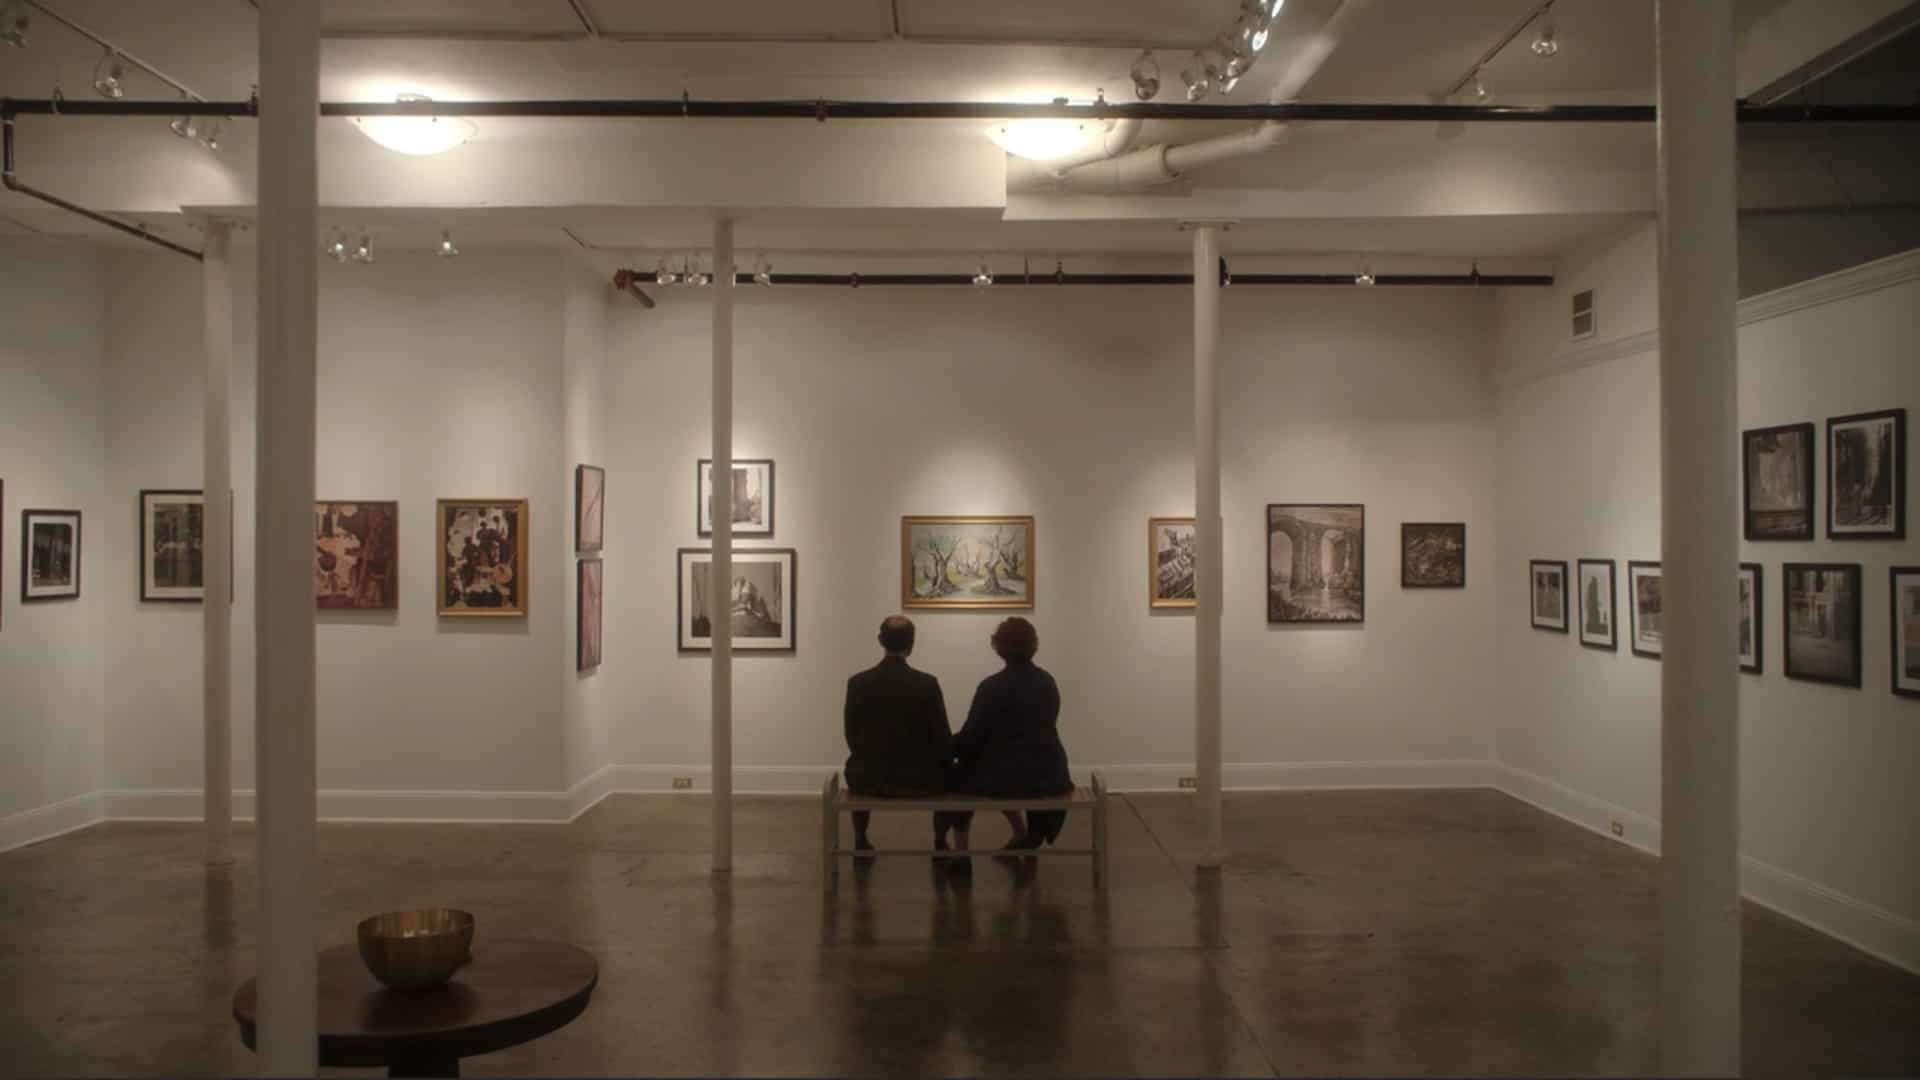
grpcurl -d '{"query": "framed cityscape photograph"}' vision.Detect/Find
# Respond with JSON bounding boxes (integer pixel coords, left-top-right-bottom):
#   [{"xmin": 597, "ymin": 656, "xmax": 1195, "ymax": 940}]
[
  {"xmin": 1148, "ymin": 516, "xmax": 1196, "ymax": 610},
  {"xmin": 578, "ymin": 557, "xmax": 603, "ymax": 670},
  {"xmin": 1893, "ymin": 566, "xmax": 1920, "ymax": 699},
  {"xmin": 1743, "ymin": 422, "xmax": 1814, "ymax": 540},
  {"xmin": 902, "ymin": 515, "xmax": 1034, "ymax": 611},
  {"xmin": 1628, "ymin": 561, "xmax": 1664, "ymax": 659},
  {"xmin": 316, "ymin": 501, "xmax": 399, "ymax": 611},
  {"xmin": 1827, "ymin": 408, "xmax": 1905, "ymax": 540},
  {"xmin": 698, "ymin": 459, "xmax": 773, "ymax": 538},
  {"xmin": 1784, "ymin": 562, "xmax": 1861, "ymax": 687},
  {"xmin": 1401, "ymin": 522, "xmax": 1466, "ymax": 588},
  {"xmin": 1268, "ymin": 504, "xmax": 1364, "ymax": 623},
  {"xmin": 22, "ymin": 508, "xmax": 82, "ymax": 603},
  {"xmin": 139, "ymin": 489, "xmax": 204, "ymax": 603},
  {"xmin": 1738, "ymin": 562, "xmax": 1763, "ymax": 675},
  {"xmin": 576, "ymin": 464, "xmax": 605, "ymax": 553},
  {"xmin": 1529, "ymin": 559, "xmax": 1568, "ymax": 633},
  {"xmin": 437, "ymin": 498, "xmax": 529, "ymax": 618},
  {"xmin": 1576, "ymin": 559, "xmax": 1616, "ymax": 650},
  {"xmin": 677, "ymin": 547, "xmax": 795, "ymax": 652}
]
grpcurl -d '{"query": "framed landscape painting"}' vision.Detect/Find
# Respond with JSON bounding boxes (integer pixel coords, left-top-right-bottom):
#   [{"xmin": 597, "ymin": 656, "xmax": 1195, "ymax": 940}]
[
  {"xmin": 139, "ymin": 489, "xmax": 203, "ymax": 602},
  {"xmin": 1628, "ymin": 561, "xmax": 1664, "ymax": 659},
  {"xmin": 1148, "ymin": 516, "xmax": 1196, "ymax": 610},
  {"xmin": 1893, "ymin": 566, "xmax": 1920, "ymax": 699},
  {"xmin": 902, "ymin": 516, "xmax": 1034, "ymax": 611},
  {"xmin": 1827, "ymin": 408, "xmax": 1905, "ymax": 540},
  {"xmin": 1529, "ymin": 559, "xmax": 1568, "ymax": 633},
  {"xmin": 575, "ymin": 465, "xmax": 605, "ymax": 553},
  {"xmin": 1401, "ymin": 522, "xmax": 1465, "ymax": 588},
  {"xmin": 1738, "ymin": 562, "xmax": 1763, "ymax": 674},
  {"xmin": 698, "ymin": 459, "xmax": 773, "ymax": 538},
  {"xmin": 1743, "ymin": 422, "xmax": 1814, "ymax": 540},
  {"xmin": 1267, "ymin": 504, "xmax": 1364, "ymax": 623},
  {"xmin": 1577, "ymin": 559, "xmax": 1615, "ymax": 650},
  {"xmin": 22, "ymin": 508, "xmax": 81, "ymax": 602},
  {"xmin": 438, "ymin": 498, "xmax": 529, "ymax": 617},
  {"xmin": 1784, "ymin": 562, "xmax": 1861, "ymax": 687},
  {"xmin": 316, "ymin": 501, "xmax": 399, "ymax": 611},
  {"xmin": 678, "ymin": 547, "xmax": 795, "ymax": 652},
  {"xmin": 578, "ymin": 557, "xmax": 603, "ymax": 670}
]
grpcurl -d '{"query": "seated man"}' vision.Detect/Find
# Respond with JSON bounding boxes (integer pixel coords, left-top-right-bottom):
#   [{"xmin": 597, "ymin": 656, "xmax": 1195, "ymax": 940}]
[{"xmin": 843, "ymin": 615, "xmax": 960, "ymax": 854}]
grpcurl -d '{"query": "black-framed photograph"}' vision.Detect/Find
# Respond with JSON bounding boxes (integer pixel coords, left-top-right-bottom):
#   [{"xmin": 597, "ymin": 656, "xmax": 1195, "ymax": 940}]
[
  {"xmin": 1267, "ymin": 504, "xmax": 1364, "ymax": 623},
  {"xmin": 1785, "ymin": 562, "xmax": 1862, "ymax": 687},
  {"xmin": 575, "ymin": 465, "xmax": 605, "ymax": 553},
  {"xmin": 677, "ymin": 547, "xmax": 795, "ymax": 653},
  {"xmin": 1739, "ymin": 562, "xmax": 1763, "ymax": 675},
  {"xmin": 1401, "ymin": 522, "xmax": 1465, "ymax": 588},
  {"xmin": 139, "ymin": 489, "xmax": 204, "ymax": 602},
  {"xmin": 1529, "ymin": 559, "xmax": 1568, "ymax": 633},
  {"xmin": 1576, "ymin": 559, "xmax": 1615, "ymax": 650},
  {"xmin": 1628, "ymin": 561, "xmax": 1664, "ymax": 659},
  {"xmin": 1743, "ymin": 422, "xmax": 1814, "ymax": 540},
  {"xmin": 22, "ymin": 508, "xmax": 82, "ymax": 602},
  {"xmin": 578, "ymin": 557, "xmax": 603, "ymax": 671},
  {"xmin": 697, "ymin": 459, "xmax": 773, "ymax": 538},
  {"xmin": 1827, "ymin": 408, "xmax": 1905, "ymax": 540},
  {"xmin": 1892, "ymin": 565, "xmax": 1920, "ymax": 699}
]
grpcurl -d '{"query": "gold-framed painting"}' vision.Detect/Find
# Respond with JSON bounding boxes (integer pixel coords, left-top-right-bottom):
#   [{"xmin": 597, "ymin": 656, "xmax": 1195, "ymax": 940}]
[
  {"xmin": 437, "ymin": 498, "xmax": 529, "ymax": 617},
  {"xmin": 1148, "ymin": 516, "xmax": 1196, "ymax": 610},
  {"xmin": 901, "ymin": 515, "xmax": 1034, "ymax": 611}
]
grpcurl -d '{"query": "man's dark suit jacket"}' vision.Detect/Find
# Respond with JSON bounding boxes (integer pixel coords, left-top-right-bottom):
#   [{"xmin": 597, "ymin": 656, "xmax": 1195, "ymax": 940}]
[{"xmin": 843, "ymin": 656, "xmax": 952, "ymax": 795}]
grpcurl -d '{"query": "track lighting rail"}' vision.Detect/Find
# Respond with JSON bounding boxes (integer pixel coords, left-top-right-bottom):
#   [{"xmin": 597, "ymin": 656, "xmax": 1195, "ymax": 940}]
[
  {"xmin": 17, "ymin": 1, "xmax": 208, "ymax": 102},
  {"xmin": 614, "ymin": 269, "xmax": 1553, "ymax": 290}
]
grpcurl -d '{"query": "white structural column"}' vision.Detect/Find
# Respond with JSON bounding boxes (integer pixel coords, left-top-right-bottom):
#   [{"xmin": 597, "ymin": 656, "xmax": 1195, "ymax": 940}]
[
  {"xmin": 202, "ymin": 220, "xmax": 234, "ymax": 868},
  {"xmin": 710, "ymin": 219, "xmax": 735, "ymax": 874},
  {"xmin": 1192, "ymin": 224, "xmax": 1225, "ymax": 865},
  {"xmin": 255, "ymin": 2, "xmax": 320, "ymax": 1074},
  {"xmin": 1655, "ymin": 0, "xmax": 1742, "ymax": 1074}
]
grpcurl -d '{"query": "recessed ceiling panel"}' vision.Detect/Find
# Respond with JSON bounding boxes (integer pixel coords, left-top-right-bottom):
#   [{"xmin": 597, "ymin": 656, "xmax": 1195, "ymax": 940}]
[
  {"xmin": 898, "ymin": 0, "xmax": 1237, "ymax": 47},
  {"xmin": 321, "ymin": 0, "xmax": 585, "ymax": 35},
  {"xmin": 588, "ymin": 0, "xmax": 894, "ymax": 39}
]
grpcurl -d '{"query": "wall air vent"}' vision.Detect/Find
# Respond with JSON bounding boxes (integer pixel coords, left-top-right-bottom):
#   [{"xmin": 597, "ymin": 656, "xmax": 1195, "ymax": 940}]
[{"xmin": 1571, "ymin": 288, "xmax": 1596, "ymax": 341}]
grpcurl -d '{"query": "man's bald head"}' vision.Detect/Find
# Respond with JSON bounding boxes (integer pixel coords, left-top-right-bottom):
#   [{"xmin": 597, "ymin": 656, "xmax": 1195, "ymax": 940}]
[{"xmin": 878, "ymin": 615, "xmax": 916, "ymax": 656}]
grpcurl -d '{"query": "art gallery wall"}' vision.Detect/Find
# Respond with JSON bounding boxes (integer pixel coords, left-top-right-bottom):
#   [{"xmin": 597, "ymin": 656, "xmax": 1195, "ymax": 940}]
[
  {"xmin": 561, "ymin": 263, "xmax": 613, "ymax": 792},
  {"xmin": 0, "ymin": 247, "xmax": 110, "ymax": 847},
  {"xmin": 1493, "ymin": 222, "xmax": 1920, "ymax": 969}
]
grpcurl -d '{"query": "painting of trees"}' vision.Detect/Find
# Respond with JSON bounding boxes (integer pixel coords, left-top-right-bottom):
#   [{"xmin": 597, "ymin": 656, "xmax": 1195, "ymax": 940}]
[{"xmin": 901, "ymin": 516, "xmax": 1035, "ymax": 610}]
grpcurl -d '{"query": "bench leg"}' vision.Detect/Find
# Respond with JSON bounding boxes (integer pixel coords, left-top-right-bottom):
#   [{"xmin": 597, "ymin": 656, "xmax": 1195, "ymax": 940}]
[
  {"xmin": 821, "ymin": 773, "xmax": 838, "ymax": 893},
  {"xmin": 1091, "ymin": 771, "xmax": 1110, "ymax": 889}
]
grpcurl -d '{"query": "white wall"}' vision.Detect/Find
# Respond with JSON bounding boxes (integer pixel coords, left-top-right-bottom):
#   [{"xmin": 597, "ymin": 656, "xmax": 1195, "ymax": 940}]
[
  {"xmin": 561, "ymin": 264, "xmax": 612, "ymax": 792},
  {"xmin": 0, "ymin": 248, "xmax": 109, "ymax": 845}
]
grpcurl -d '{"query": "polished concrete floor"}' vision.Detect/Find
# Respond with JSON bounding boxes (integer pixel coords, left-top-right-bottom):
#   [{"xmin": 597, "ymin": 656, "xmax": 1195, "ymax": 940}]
[{"xmin": 1, "ymin": 789, "xmax": 1915, "ymax": 1077}]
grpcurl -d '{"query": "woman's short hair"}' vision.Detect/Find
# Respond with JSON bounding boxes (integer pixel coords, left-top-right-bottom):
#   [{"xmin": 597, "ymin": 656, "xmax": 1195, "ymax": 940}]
[{"xmin": 990, "ymin": 616, "xmax": 1039, "ymax": 663}]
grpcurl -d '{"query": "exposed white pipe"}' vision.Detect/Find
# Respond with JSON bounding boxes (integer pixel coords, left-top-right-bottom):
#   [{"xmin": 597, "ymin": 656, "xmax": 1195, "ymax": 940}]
[
  {"xmin": 1044, "ymin": 117, "xmax": 1145, "ymax": 176},
  {"xmin": 202, "ymin": 219, "xmax": 233, "ymax": 869},
  {"xmin": 1165, "ymin": 121, "xmax": 1290, "ymax": 176}
]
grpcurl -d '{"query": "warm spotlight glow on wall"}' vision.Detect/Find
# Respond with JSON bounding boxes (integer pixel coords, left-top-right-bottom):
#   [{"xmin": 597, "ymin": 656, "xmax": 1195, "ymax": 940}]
[
  {"xmin": 351, "ymin": 93, "xmax": 477, "ymax": 156},
  {"xmin": 985, "ymin": 118, "xmax": 1093, "ymax": 162}
]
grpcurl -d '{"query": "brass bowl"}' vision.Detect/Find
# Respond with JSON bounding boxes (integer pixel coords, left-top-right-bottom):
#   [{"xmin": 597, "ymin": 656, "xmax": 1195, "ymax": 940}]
[{"xmin": 356, "ymin": 908, "xmax": 475, "ymax": 992}]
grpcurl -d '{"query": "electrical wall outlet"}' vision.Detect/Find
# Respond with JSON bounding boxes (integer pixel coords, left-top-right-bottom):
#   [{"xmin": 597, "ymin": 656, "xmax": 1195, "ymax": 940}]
[
  {"xmin": 1610, "ymin": 820, "xmax": 1624, "ymax": 837},
  {"xmin": 1178, "ymin": 776, "xmax": 1198, "ymax": 789},
  {"xmin": 672, "ymin": 776, "xmax": 694, "ymax": 790}
]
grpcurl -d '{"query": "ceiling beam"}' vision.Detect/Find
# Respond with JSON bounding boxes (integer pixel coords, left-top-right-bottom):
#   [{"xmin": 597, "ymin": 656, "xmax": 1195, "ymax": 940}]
[{"xmin": 1737, "ymin": 0, "xmax": 1920, "ymax": 101}]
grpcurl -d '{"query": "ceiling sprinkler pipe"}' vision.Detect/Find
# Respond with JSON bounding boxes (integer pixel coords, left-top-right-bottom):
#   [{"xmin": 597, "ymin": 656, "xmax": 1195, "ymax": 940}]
[
  {"xmin": 1046, "ymin": 142, "xmax": 1177, "ymax": 193},
  {"xmin": 1163, "ymin": 119, "xmax": 1288, "ymax": 175},
  {"xmin": 1043, "ymin": 116, "xmax": 1145, "ymax": 177}
]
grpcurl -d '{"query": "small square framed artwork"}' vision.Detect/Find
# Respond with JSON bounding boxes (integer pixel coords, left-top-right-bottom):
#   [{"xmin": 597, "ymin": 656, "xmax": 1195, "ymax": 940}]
[
  {"xmin": 1827, "ymin": 408, "xmax": 1905, "ymax": 540},
  {"xmin": 698, "ymin": 459, "xmax": 773, "ymax": 538},
  {"xmin": 139, "ymin": 489, "xmax": 205, "ymax": 602},
  {"xmin": 22, "ymin": 508, "xmax": 82, "ymax": 603},
  {"xmin": 1401, "ymin": 523, "xmax": 1466, "ymax": 588},
  {"xmin": 1528, "ymin": 559, "xmax": 1568, "ymax": 633},
  {"xmin": 1743, "ymin": 422, "xmax": 1814, "ymax": 541},
  {"xmin": 575, "ymin": 465, "xmax": 605, "ymax": 553},
  {"xmin": 1576, "ymin": 559, "xmax": 1615, "ymax": 651},
  {"xmin": 1892, "ymin": 565, "xmax": 1920, "ymax": 699},
  {"xmin": 1784, "ymin": 562, "xmax": 1861, "ymax": 687},
  {"xmin": 678, "ymin": 547, "xmax": 795, "ymax": 652},
  {"xmin": 1627, "ymin": 561, "xmax": 1664, "ymax": 659},
  {"xmin": 1148, "ymin": 516, "xmax": 1196, "ymax": 610},
  {"xmin": 1738, "ymin": 562, "xmax": 1763, "ymax": 675}
]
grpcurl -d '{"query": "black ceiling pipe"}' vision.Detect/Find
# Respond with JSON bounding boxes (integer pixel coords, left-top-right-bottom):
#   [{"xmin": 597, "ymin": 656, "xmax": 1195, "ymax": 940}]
[{"xmin": 641, "ymin": 270, "xmax": 1556, "ymax": 288}]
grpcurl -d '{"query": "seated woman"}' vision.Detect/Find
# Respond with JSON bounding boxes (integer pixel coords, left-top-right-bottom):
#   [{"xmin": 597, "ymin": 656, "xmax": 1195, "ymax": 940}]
[{"xmin": 950, "ymin": 616, "xmax": 1074, "ymax": 851}]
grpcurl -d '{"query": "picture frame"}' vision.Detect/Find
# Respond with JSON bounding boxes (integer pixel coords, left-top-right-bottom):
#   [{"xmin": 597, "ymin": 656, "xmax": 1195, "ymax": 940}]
[
  {"xmin": 1892, "ymin": 565, "xmax": 1920, "ymax": 699},
  {"xmin": 1401, "ymin": 522, "xmax": 1466, "ymax": 588},
  {"xmin": 1743, "ymin": 422, "xmax": 1814, "ymax": 541},
  {"xmin": 1147, "ymin": 516, "xmax": 1196, "ymax": 610},
  {"xmin": 1627, "ymin": 561, "xmax": 1664, "ymax": 659},
  {"xmin": 316, "ymin": 501, "xmax": 399, "ymax": 611},
  {"xmin": 1529, "ymin": 559, "xmax": 1569, "ymax": 633},
  {"xmin": 1267, "ymin": 504, "xmax": 1365, "ymax": 623},
  {"xmin": 1576, "ymin": 558, "xmax": 1616, "ymax": 651},
  {"xmin": 21, "ymin": 508, "xmax": 82, "ymax": 603},
  {"xmin": 1826, "ymin": 408, "xmax": 1905, "ymax": 540},
  {"xmin": 575, "ymin": 465, "xmax": 605, "ymax": 553},
  {"xmin": 901, "ymin": 515, "xmax": 1035, "ymax": 611},
  {"xmin": 578, "ymin": 557, "xmax": 603, "ymax": 670},
  {"xmin": 1784, "ymin": 562, "xmax": 1862, "ymax": 687},
  {"xmin": 139, "ymin": 489, "xmax": 205, "ymax": 603},
  {"xmin": 697, "ymin": 459, "xmax": 774, "ymax": 538},
  {"xmin": 1738, "ymin": 562, "xmax": 1763, "ymax": 674},
  {"xmin": 437, "ymin": 498, "xmax": 529, "ymax": 618},
  {"xmin": 677, "ymin": 547, "xmax": 795, "ymax": 652}
]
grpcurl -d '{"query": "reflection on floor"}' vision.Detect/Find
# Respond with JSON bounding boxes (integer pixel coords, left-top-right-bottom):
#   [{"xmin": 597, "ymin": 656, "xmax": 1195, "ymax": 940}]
[{"xmin": 1, "ymin": 790, "xmax": 1915, "ymax": 1077}]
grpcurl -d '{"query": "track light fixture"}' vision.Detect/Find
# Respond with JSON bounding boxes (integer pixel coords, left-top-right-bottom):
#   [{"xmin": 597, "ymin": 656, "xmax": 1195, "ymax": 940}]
[
  {"xmin": 1531, "ymin": 11, "xmax": 1559, "ymax": 57},
  {"xmin": 1129, "ymin": 51, "xmax": 1160, "ymax": 101},
  {"xmin": 1181, "ymin": 53, "xmax": 1212, "ymax": 101},
  {"xmin": 972, "ymin": 264, "xmax": 993, "ymax": 287},
  {"xmin": 437, "ymin": 230, "xmax": 459, "ymax": 258},
  {"xmin": 351, "ymin": 231, "xmax": 373, "ymax": 264},
  {"xmin": 1471, "ymin": 69, "xmax": 1492, "ymax": 103},
  {"xmin": 1355, "ymin": 262, "xmax": 1376, "ymax": 286},
  {"xmin": 1, "ymin": 1, "xmax": 28, "ymax": 48},
  {"xmin": 197, "ymin": 118, "xmax": 221, "ymax": 151},
  {"xmin": 685, "ymin": 254, "xmax": 710, "ymax": 287},
  {"xmin": 323, "ymin": 230, "xmax": 349, "ymax": 263},
  {"xmin": 753, "ymin": 255, "xmax": 773, "ymax": 287},
  {"xmin": 655, "ymin": 258, "xmax": 676, "ymax": 287},
  {"xmin": 169, "ymin": 105, "xmax": 199, "ymax": 141},
  {"xmin": 92, "ymin": 50, "xmax": 125, "ymax": 99}
]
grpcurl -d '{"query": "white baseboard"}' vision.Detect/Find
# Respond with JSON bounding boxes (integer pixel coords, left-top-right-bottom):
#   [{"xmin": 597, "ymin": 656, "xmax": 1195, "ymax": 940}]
[
  {"xmin": 1491, "ymin": 762, "xmax": 1918, "ymax": 974},
  {"xmin": 0, "ymin": 790, "xmax": 106, "ymax": 853},
  {"xmin": 101, "ymin": 786, "xmax": 574, "ymax": 824}
]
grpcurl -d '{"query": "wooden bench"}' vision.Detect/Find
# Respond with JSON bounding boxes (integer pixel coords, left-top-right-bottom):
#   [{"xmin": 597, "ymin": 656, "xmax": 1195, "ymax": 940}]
[{"xmin": 821, "ymin": 770, "xmax": 1110, "ymax": 891}]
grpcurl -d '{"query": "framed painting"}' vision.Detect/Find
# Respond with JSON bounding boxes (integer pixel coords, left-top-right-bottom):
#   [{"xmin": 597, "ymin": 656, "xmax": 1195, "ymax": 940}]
[
  {"xmin": 698, "ymin": 459, "xmax": 773, "ymax": 538},
  {"xmin": 437, "ymin": 498, "xmax": 529, "ymax": 617},
  {"xmin": 677, "ymin": 547, "xmax": 795, "ymax": 652},
  {"xmin": 1784, "ymin": 562, "xmax": 1861, "ymax": 687},
  {"xmin": 316, "ymin": 501, "xmax": 399, "ymax": 611},
  {"xmin": 1892, "ymin": 566, "xmax": 1920, "ymax": 699},
  {"xmin": 1743, "ymin": 422, "xmax": 1814, "ymax": 541},
  {"xmin": 1267, "ymin": 504, "xmax": 1364, "ymax": 623},
  {"xmin": 575, "ymin": 465, "xmax": 605, "ymax": 553},
  {"xmin": 1628, "ymin": 561, "xmax": 1664, "ymax": 659},
  {"xmin": 1529, "ymin": 559, "xmax": 1569, "ymax": 633},
  {"xmin": 1738, "ymin": 562, "xmax": 1763, "ymax": 675},
  {"xmin": 1402, "ymin": 522, "xmax": 1465, "ymax": 588},
  {"xmin": 1827, "ymin": 408, "xmax": 1905, "ymax": 540},
  {"xmin": 901, "ymin": 516, "xmax": 1034, "ymax": 611},
  {"xmin": 22, "ymin": 508, "xmax": 82, "ymax": 602},
  {"xmin": 1148, "ymin": 516, "xmax": 1196, "ymax": 610},
  {"xmin": 578, "ymin": 557, "xmax": 603, "ymax": 670},
  {"xmin": 139, "ymin": 489, "xmax": 204, "ymax": 602},
  {"xmin": 1576, "ymin": 559, "xmax": 1615, "ymax": 650}
]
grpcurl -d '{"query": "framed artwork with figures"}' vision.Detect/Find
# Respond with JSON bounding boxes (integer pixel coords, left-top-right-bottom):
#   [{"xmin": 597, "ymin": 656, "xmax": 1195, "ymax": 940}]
[
  {"xmin": 698, "ymin": 459, "xmax": 773, "ymax": 538},
  {"xmin": 1148, "ymin": 516, "xmax": 1196, "ymax": 610},
  {"xmin": 22, "ymin": 508, "xmax": 82, "ymax": 603},
  {"xmin": 677, "ymin": 547, "xmax": 794, "ymax": 652},
  {"xmin": 1529, "ymin": 559, "xmax": 1568, "ymax": 633},
  {"xmin": 437, "ymin": 498, "xmax": 528, "ymax": 617},
  {"xmin": 139, "ymin": 489, "xmax": 204, "ymax": 602},
  {"xmin": 1827, "ymin": 409, "xmax": 1905, "ymax": 540},
  {"xmin": 1743, "ymin": 422, "xmax": 1814, "ymax": 540}
]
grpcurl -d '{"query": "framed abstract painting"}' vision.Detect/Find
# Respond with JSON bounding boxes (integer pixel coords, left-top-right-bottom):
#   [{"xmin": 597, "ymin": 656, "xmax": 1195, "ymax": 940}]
[
  {"xmin": 438, "ymin": 498, "xmax": 529, "ymax": 617},
  {"xmin": 576, "ymin": 465, "xmax": 605, "ymax": 553},
  {"xmin": 316, "ymin": 501, "xmax": 399, "ymax": 611},
  {"xmin": 1401, "ymin": 522, "xmax": 1466, "ymax": 589}
]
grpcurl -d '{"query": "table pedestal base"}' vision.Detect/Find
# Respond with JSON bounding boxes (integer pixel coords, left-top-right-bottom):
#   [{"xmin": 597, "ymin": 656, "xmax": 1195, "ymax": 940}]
[{"xmin": 389, "ymin": 1056, "xmax": 460, "ymax": 1078}]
